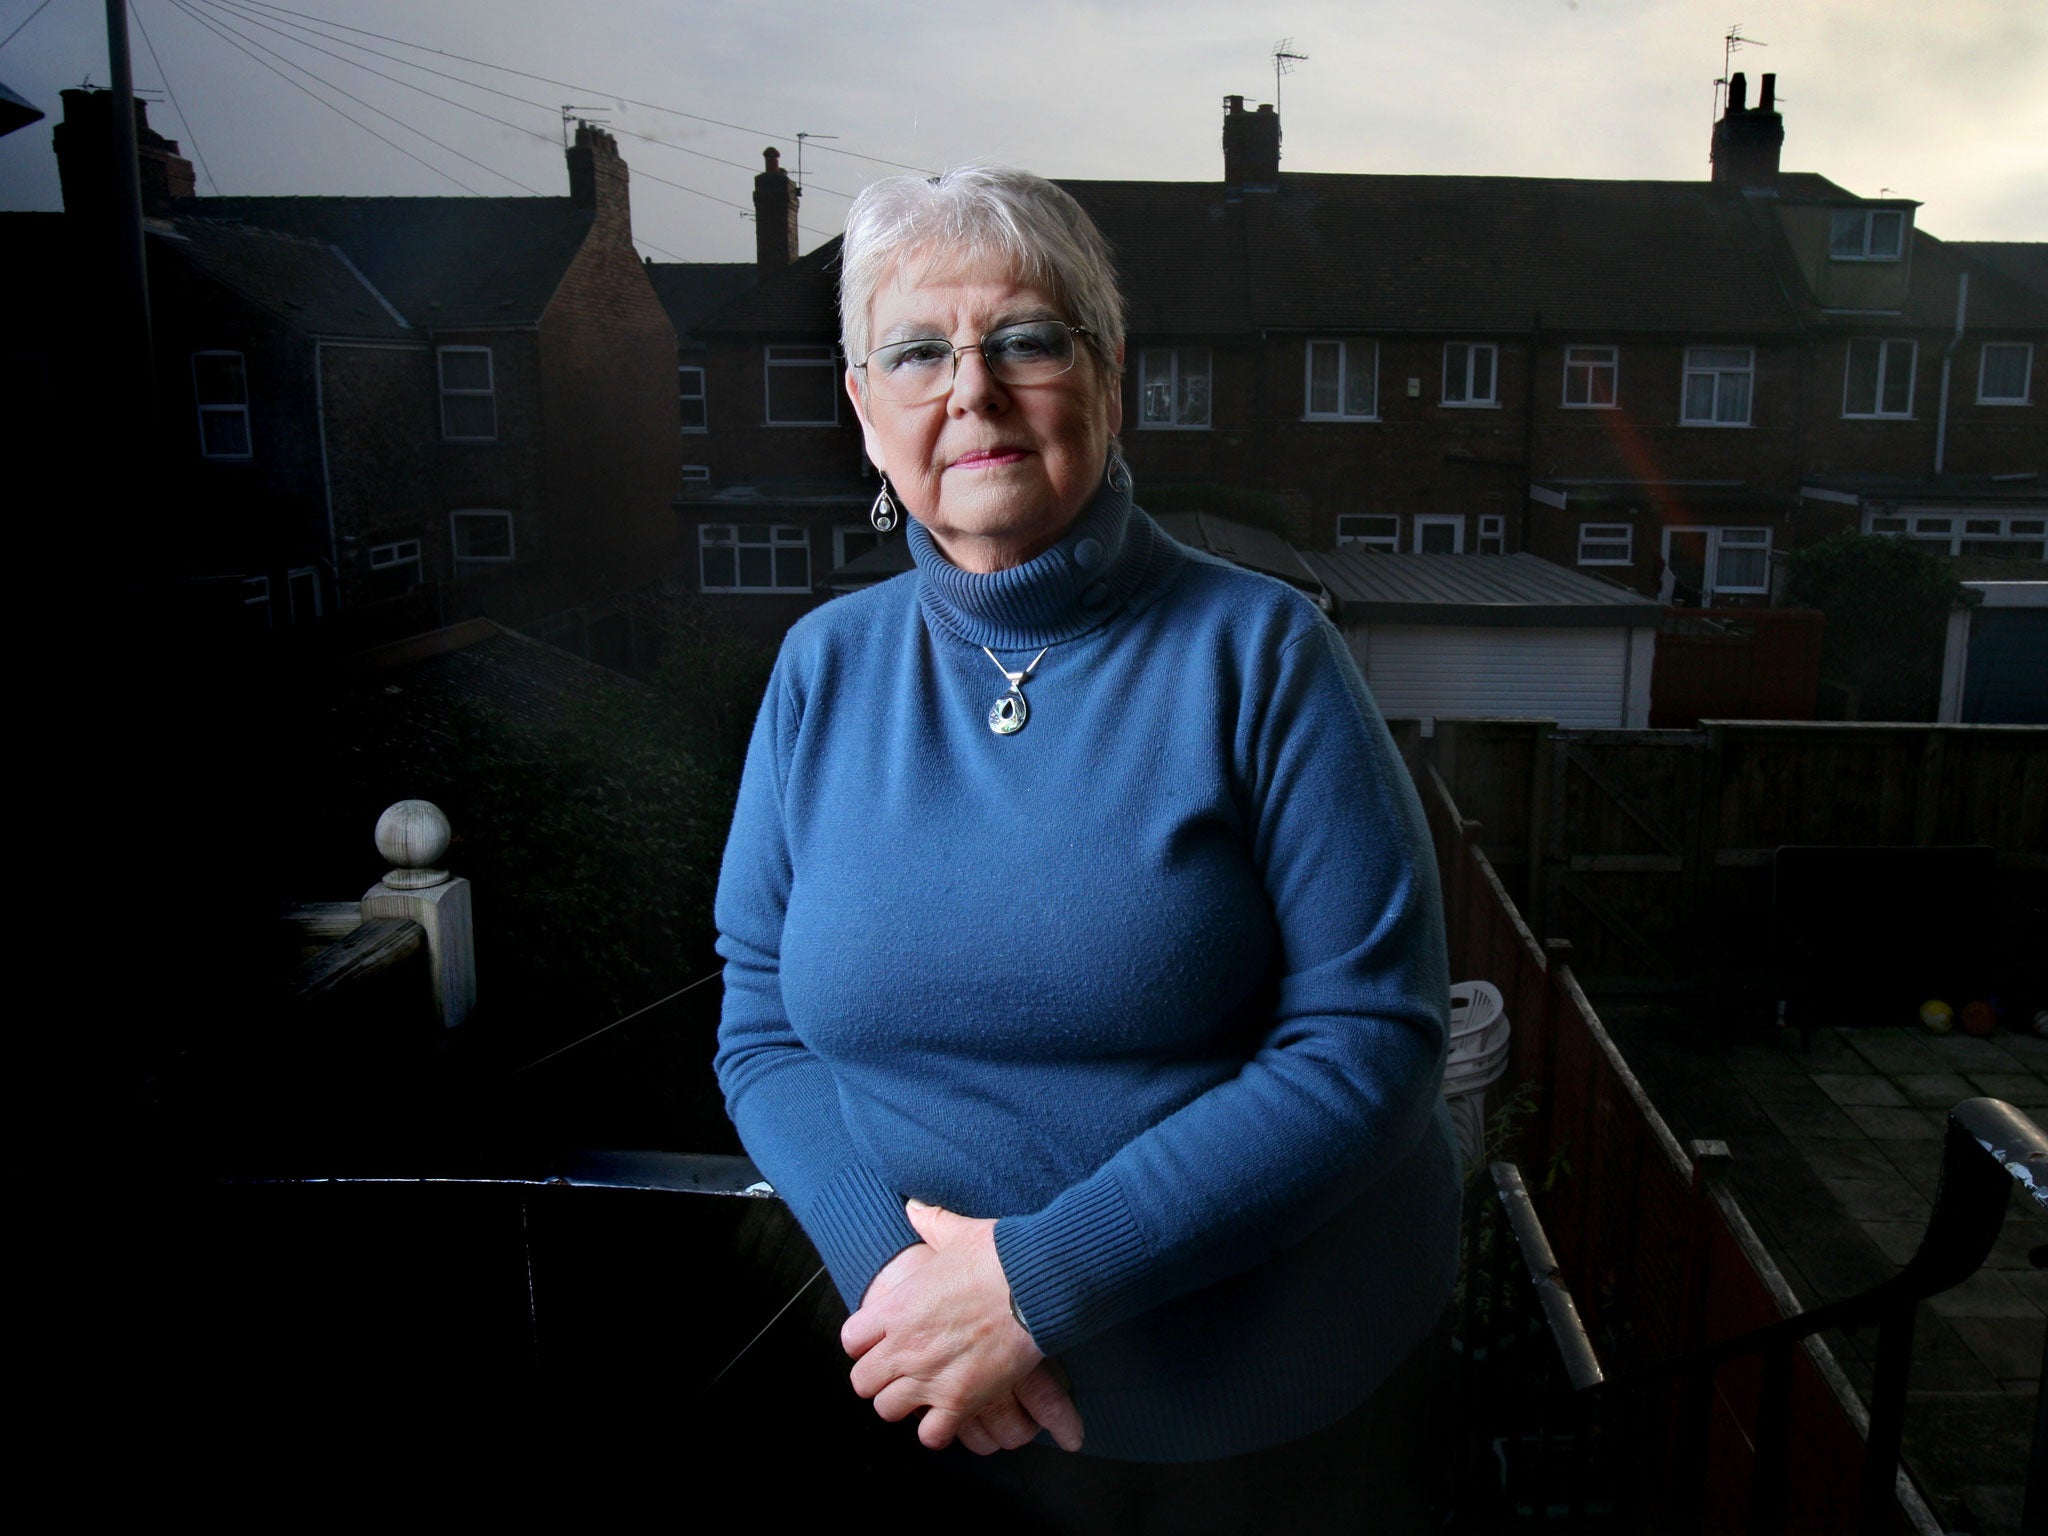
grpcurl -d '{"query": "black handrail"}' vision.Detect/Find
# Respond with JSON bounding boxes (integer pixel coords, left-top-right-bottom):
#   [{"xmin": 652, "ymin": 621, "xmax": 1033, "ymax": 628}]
[{"xmin": 1488, "ymin": 1097, "xmax": 2046, "ymax": 1536}]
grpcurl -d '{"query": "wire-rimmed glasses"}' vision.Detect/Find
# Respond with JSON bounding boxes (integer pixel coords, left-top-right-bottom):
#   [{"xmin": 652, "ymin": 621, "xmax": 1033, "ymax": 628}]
[{"xmin": 852, "ymin": 320, "xmax": 1095, "ymax": 404}]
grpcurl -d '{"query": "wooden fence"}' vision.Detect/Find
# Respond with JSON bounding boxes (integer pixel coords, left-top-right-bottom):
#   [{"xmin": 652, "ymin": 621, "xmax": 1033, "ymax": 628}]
[
  {"xmin": 1651, "ymin": 608, "xmax": 1824, "ymax": 728},
  {"xmin": 1425, "ymin": 765, "xmax": 1943, "ymax": 1534},
  {"xmin": 1431, "ymin": 719, "xmax": 2048, "ymax": 990}
]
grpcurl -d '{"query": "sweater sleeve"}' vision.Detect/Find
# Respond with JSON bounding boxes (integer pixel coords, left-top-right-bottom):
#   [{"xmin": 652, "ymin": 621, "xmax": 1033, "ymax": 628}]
[
  {"xmin": 993, "ymin": 615, "xmax": 1449, "ymax": 1355},
  {"xmin": 713, "ymin": 655, "xmax": 920, "ymax": 1309}
]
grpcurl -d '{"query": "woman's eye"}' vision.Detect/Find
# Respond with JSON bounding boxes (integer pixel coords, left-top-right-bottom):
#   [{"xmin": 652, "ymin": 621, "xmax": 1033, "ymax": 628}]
[
  {"xmin": 989, "ymin": 330, "xmax": 1055, "ymax": 361},
  {"xmin": 882, "ymin": 341, "xmax": 950, "ymax": 372}
]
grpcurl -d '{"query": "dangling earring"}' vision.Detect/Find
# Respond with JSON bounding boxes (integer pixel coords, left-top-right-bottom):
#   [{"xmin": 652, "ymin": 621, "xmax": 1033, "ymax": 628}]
[
  {"xmin": 869, "ymin": 477, "xmax": 900, "ymax": 533},
  {"xmin": 1106, "ymin": 449, "xmax": 1132, "ymax": 497}
]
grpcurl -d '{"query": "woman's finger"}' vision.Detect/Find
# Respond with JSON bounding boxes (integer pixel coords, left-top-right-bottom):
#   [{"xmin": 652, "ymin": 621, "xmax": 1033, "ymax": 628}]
[
  {"xmin": 917, "ymin": 1406, "xmax": 965, "ymax": 1451},
  {"xmin": 1016, "ymin": 1363, "xmax": 1085, "ymax": 1453},
  {"xmin": 871, "ymin": 1376, "xmax": 924, "ymax": 1424},
  {"xmin": 956, "ymin": 1419, "xmax": 1001, "ymax": 1457},
  {"xmin": 977, "ymin": 1394, "xmax": 1040, "ymax": 1451}
]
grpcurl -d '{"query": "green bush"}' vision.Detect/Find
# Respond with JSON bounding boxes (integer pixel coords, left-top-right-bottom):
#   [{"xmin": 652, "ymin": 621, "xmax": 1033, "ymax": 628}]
[{"xmin": 1782, "ymin": 533, "xmax": 1966, "ymax": 721}]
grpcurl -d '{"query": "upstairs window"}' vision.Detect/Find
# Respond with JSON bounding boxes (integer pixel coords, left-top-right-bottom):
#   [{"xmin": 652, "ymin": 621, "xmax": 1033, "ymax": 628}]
[
  {"xmin": 1577, "ymin": 523, "xmax": 1633, "ymax": 566},
  {"xmin": 451, "ymin": 509, "xmax": 514, "ymax": 571},
  {"xmin": 438, "ymin": 346, "xmax": 496, "ymax": 440},
  {"xmin": 1979, "ymin": 343, "xmax": 2033, "ymax": 405},
  {"xmin": 1305, "ymin": 340, "xmax": 1378, "ymax": 420},
  {"xmin": 1139, "ymin": 347, "xmax": 1211, "ymax": 429},
  {"xmin": 765, "ymin": 345, "xmax": 838, "ymax": 425},
  {"xmin": 701, "ymin": 523, "xmax": 811, "ymax": 592},
  {"xmin": 1682, "ymin": 347, "xmax": 1753, "ymax": 426},
  {"xmin": 1477, "ymin": 514, "xmax": 1506, "ymax": 555},
  {"xmin": 1335, "ymin": 514, "xmax": 1398, "ymax": 551},
  {"xmin": 678, "ymin": 365, "xmax": 707, "ymax": 432},
  {"xmin": 1442, "ymin": 343, "xmax": 1497, "ymax": 406},
  {"xmin": 193, "ymin": 351, "xmax": 252, "ymax": 458},
  {"xmin": 1843, "ymin": 338, "xmax": 1916, "ymax": 418},
  {"xmin": 1562, "ymin": 345, "xmax": 1617, "ymax": 408},
  {"xmin": 1830, "ymin": 208, "xmax": 1905, "ymax": 261}
]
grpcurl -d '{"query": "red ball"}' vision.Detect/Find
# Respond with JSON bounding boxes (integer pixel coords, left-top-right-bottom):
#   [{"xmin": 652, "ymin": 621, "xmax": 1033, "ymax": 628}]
[{"xmin": 1959, "ymin": 1001, "xmax": 1997, "ymax": 1038}]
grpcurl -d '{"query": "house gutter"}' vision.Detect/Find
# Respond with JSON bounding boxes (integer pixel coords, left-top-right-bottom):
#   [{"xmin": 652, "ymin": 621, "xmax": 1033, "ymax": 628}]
[{"xmin": 1933, "ymin": 272, "xmax": 1967, "ymax": 476}]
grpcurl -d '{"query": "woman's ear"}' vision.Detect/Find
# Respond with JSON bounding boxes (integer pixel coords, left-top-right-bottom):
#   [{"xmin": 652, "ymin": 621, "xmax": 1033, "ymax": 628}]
[{"xmin": 846, "ymin": 367, "xmax": 886, "ymax": 472}]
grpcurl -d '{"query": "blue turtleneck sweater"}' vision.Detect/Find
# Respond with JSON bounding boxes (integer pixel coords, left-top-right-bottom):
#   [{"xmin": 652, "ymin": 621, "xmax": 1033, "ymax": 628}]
[{"xmin": 713, "ymin": 481, "xmax": 1459, "ymax": 1463}]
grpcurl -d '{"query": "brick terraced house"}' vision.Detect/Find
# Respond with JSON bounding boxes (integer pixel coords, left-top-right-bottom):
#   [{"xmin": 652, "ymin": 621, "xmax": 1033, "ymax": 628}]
[{"xmin": 655, "ymin": 78, "xmax": 2043, "ymax": 642}]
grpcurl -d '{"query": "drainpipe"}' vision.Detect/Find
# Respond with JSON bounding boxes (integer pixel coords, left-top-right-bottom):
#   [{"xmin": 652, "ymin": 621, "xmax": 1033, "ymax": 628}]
[
  {"xmin": 315, "ymin": 339, "xmax": 341, "ymax": 609},
  {"xmin": 1933, "ymin": 272, "xmax": 1968, "ymax": 475}
]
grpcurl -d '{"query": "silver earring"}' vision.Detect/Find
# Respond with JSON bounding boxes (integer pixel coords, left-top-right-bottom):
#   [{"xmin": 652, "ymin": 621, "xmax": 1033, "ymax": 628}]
[
  {"xmin": 869, "ymin": 478, "xmax": 900, "ymax": 533},
  {"xmin": 1106, "ymin": 450, "xmax": 1132, "ymax": 496}
]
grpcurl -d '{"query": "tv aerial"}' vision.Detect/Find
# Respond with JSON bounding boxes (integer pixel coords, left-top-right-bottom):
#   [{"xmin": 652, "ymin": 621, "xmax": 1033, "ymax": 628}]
[
  {"xmin": 1273, "ymin": 38, "xmax": 1308, "ymax": 117},
  {"xmin": 561, "ymin": 104, "xmax": 612, "ymax": 149},
  {"xmin": 795, "ymin": 131, "xmax": 839, "ymax": 191}
]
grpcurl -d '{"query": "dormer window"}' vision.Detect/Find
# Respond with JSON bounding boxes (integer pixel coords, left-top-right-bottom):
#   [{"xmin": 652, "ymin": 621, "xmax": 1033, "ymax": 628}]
[{"xmin": 1830, "ymin": 208, "xmax": 1905, "ymax": 262}]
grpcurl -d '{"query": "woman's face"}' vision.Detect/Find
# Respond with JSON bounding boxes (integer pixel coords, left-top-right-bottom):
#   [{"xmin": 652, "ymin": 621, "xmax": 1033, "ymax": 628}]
[{"xmin": 847, "ymin": 251, "xmax": 1122, "ymax": 574}]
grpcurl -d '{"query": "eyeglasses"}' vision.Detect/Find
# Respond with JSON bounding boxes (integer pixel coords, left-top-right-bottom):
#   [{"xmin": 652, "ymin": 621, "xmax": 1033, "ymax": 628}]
[{"xmin": 853, "ymin": 320, "xmax": 1094, "ymax": 404}]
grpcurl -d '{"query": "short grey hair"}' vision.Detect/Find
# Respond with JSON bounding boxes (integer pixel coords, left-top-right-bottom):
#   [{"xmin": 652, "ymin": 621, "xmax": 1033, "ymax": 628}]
[{"xmin": 838, "ymin": 165, "xmax": 1124, "ymax": 382}]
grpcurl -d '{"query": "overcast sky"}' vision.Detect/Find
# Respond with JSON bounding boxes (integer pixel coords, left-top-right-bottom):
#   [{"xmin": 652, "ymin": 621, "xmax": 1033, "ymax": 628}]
[{"xmin": 2, "ymin": 0, "xmax": 2042, "ymax": 263}]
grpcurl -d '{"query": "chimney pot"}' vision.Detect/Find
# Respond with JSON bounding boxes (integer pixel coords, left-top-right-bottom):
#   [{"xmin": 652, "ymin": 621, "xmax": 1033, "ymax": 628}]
[
  {"xmin": 1727, "ymin": 72, "xmax": 1747, "ymax": 112},
  {"xmin": 1759, "ymin": 73, "xmax": 1776, "ymax": 111}
]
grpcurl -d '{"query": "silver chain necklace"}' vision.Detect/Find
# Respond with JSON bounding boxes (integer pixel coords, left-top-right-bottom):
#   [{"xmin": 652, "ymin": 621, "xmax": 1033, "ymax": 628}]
[{"xmin": 980, "ymin": 645, "xmax": 1051, "ymax": 736}]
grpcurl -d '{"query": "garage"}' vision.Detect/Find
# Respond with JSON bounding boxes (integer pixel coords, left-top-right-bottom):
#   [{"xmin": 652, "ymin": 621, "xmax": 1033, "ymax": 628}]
[{"xmin": 1300, "ymin": 551, "xmax": 1663, "ymax": 731}]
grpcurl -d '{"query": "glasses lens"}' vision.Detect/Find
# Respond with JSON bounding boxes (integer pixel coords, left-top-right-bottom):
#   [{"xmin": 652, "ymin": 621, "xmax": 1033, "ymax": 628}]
[
  {"xmin": 982, "ymin": 322, "xmax": 1076, "ymax": 384},
  {"xmin": 864, "ymin": 323, "xmax": 1079, "ymax": 402},
  {"xmin": 867, "ymin": 338, "xmax": 957, "ymax": 402}
]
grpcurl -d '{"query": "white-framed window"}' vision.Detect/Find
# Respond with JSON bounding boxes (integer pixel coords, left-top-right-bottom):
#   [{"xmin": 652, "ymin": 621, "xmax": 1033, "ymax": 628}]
[
  {"xmin": 679, "ymin": 465, "xmax": 711, "ymax": 493},
  {"xmin": 1663, "ymin": 526, "xmax": 1773, "ymax": 600},
  {"xmin": 765, "ymin": 345, "xmax": 838, "ymax": 425},
  {"xmin": 1442, "ymin": 343, "xmax": 1497, "ymax": 407},
  {"xmin": 451, "ymin": 509, "xmax": 515, "ymax": 570},
  {"xmin": 369, "ymin": 539, "xmax": 422, "ymax": 581},
  {"xmin": 1843, "ymin": 338, "xmax": 1916, "ymax": 418},
  {"xmin": 1978, "ymin": 343, "xmax": 2033, "ymax": 405},
  {"xmin": 833, "ymin": 524, "xmax": 886, "ymax": 568},
  {"xmin": 193, "ymin": 350, "xmax": 252, "ymax": 459},
  {"xmin": 1867, "ymin": 510, "xmax": 2047, "ymax": 560},
  {"xmin": 1139, "ymin": 347, "xmax": 1212, "ymax": 429},
  {"xmin": 1577, "ymin": 523, "xmax": 1633, "ymax": 566},
  {"xmin": 1413, "ymin": 516, "xmax": 1464, "ymax": 554},
  {"xmin": 242, "ymin": 574, "xmax": 271, "ymax": 631},
  {"xmin": 1562, "ymin": 345, "xmax": 1618, "ymax": 408},
  {"xmin": 700, "ymin": 523, "xmax": 811, "ymax": 592},
  {"xmin": 1829, "ymin": 208, "xmax": 1906, "ymax": 262},
  {"xmin": 287, "ymin": 566, "xmax": 321, "ymax": 624},
  {"xmin": 438, "ymin": 346, "xmax": 496, "ymax": 440},
  {"xmin": 1682, "ymin": 346, "xmax": 1754, "ymax": 426},
  {"xmin": 1305, "ymin": 340, "xmax": 1378, "ymax": 420},
  {"xmin": 1477, "ymin": 514, "xmax": 1506, "ymax": 555},
  {"xmin": 679, "ymin": 365, "xmax": 707, "ymax": 432},
  {"xmin": 1335, "ymin": 513, "xmax": 1399, "ymax": 550}
]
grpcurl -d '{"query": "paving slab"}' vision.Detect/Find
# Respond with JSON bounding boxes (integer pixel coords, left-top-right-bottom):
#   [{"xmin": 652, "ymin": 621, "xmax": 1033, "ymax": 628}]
[
  {"xmin": 1845, "ymin": 1030, "xmax": 1950, "ymax": 1074},
  {"xmin": 1948, "ymin": 1314, "xmax": 2045, "ymax": 1383},
  {"xmin": 1760, "ymin": 1095, "xmax": 1868, "ymax": 1140},
  {"xmin": 1967, "ymin": 1072, "xmax": 2046, "ymax": 1109},
  {"xmin": 1842, "ymin": 1102, "xmax": 1948, "ymax": 1140},
  {"xmin": 1812, "ymin": 1072, "xmax": 1909, "ymax": 1107},
  {"xmin": 1893, "ymin": 1072, "xmax": 1977, "ymax": 1107},
  {"xmin": 1823, "ymin": 1175, "xmax": 1934, "ymax": 1224}
]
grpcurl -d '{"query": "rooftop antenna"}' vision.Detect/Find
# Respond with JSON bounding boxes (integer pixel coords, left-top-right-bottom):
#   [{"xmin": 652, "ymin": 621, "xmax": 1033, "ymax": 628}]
[
  {"xmin": 1272, "ymin": 38, "xmax": 1307, "ymax": 118},
  {"xmin": 1714, "ymin": 24, "xmax": 1766, "ymax": 126},
  {"xmin": 795, "ymin": 131, "xmax": 838, "ymax": 190},
  {"xmin": 560, "ymin": 104, "xmax": 611, "ymax": 149}
]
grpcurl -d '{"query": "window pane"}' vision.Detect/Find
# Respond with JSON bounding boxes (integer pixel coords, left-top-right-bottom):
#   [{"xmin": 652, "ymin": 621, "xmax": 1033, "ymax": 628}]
[
  {"xmin": 1879, "ymin": 342, "xmax": 1913, "ymax": 414},
  {"xmin": 768, "ymin": 363, "xmax": 836, "ymax": 423},
  {"xmin": 200, "ymin": 409, "xmax": 250, "ymax": 457},
  {"xmin": 440, "ymin": 349, "xmax": 491, "ymax": 390},
  {"xmin": 1717, "ymin": 546, "xmax": 1767, "ymax": 589},
  {"xmin": 1684, "ymin": 374, "xmax": 1716, "ymax": 421},
  {"xmin": 1444, "ymin": 345, "xmax": 1467, "ymax": 403},
  {"xmin": 1141, "ymin": 350, "xmax": 1173, "ymax": 424},
  {"xmin": 1177, "ymin": 353, "xmax": 1210, "ymax": 425},
  {"xmin": 1472, "ymin": 347, "xmax": 1494, "ymax": 402},
  {"xmin": 455, "ymin": 515, "xmax": 512, "ymax": 559},
  {"xmin": 1308, "ymin": 344, "xmax": 1338, "ymax": 415},
  {"xmin": 1717, "ymin": 372, "xmax": 1751, "ymax": 424},
  {"xmin": 1844, "ymin": 340, "xmax": 1879, "ymax": 414},
  {"xmin": 1867, "ymin": 211, "xmax": 1903, "ymax": 258},
  {"xmin": 1830, "ymin": 211, "xmax": 1865, "ymax": 257},
  {"xmin": 1419, "ymin": 521, "xmax": 1457, "ymax": 553},
  {"xmin": 1982, "ymin": 345, "xmax": 2029, "ymax": 401},
  {"xmin": 737, "ymin": 545, "xmax": 773, "ymax": 588},
  {"xmin": 701, "ymin": 546, "xmax": 736, "ymax": 589},
  {"xmin": 1344, "ymin": 344, "xmax": 1375, "ymax": 416},
  {"xmin": 774, "ymin": 545, "xmax": 810, "ymax": 589},
  {"xmin": 193, "ymin": 352, "xmax": 247, "ymax": 404}
]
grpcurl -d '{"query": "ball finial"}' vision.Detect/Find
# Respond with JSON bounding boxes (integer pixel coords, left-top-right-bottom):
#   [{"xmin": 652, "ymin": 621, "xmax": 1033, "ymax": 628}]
[{"xmin": 376, "ymin": 799, "xmax": 452, "ymax": 890}]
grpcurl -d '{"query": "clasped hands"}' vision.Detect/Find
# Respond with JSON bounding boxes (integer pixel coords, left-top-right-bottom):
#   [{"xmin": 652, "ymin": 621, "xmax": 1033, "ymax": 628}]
[{"xmin": 841, "ymin": 1199, "xmax": 1085, "ymax": 1456}]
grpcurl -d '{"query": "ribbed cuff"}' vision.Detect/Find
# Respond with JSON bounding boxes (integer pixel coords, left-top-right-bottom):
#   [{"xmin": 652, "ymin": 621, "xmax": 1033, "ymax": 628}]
[
  {"xmin": 993, "ymin": 1176, "xmax": 1152, "ymax": 1356},
  {"xmin": 802, "ymin": 1161, "xmax": 919, "ymax": 1310}
]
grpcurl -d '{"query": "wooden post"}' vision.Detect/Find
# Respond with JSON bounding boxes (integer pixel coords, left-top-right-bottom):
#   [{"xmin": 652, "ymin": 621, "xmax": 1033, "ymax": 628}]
[
  {"xmin": 1670, "ymin": 1138, "xmax": 1732, "ymax": 1534},
  {"xmin": 1683, "ymin": 723, "xmax": 1729, "ymax": 1002},
  {"xmin": 359, "ymin": 799, "xmax": 476, "ymax": 1028},
  {"xmin": 1526, "ymin": 720, "xmax": 1555, "ymax": 939}
]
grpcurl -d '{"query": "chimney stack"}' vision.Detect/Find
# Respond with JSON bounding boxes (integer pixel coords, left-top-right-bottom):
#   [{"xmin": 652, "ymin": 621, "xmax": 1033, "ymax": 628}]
[
  {"xmin": 754, "ymin": 147, "xmax": 800, "ymax": 270},
  {"xmin": 1222, "ymin": 96, "xmax": 1281, "ymax": 195},
  {"xmin": 53, "ymin": 88, "xmax": 194, "ymax": 221},
  {"xmin": 1711, "ymin": 70, "xmax": 1784, "ymax": 190},
  {"xmin": 567, "ymin": 121, "xmax": 631, "ymax": 238}
]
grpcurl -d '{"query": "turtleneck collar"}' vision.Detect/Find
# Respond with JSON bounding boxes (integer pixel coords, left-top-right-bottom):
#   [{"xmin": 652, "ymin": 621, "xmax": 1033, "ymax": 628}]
[{"xmin": 909, "ymin": 471, "xmax": 1162, "ymax": 650}]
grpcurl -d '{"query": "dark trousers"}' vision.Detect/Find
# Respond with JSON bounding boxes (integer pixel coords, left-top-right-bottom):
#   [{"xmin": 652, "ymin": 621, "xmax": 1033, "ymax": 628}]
[{"xmin": 963, "ymin": 1314, "xmax": 1451, "ymax": 1536}]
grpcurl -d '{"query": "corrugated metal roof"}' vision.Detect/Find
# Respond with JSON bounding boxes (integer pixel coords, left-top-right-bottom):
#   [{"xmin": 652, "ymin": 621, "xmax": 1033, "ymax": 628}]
[
  {"xmin": 1153, "ymin": 511, "xmax": 1326, "ymax": 597},
  {"xmin": 1302, "ymin": 550, "xmax": 1663, "ymax": 627}
]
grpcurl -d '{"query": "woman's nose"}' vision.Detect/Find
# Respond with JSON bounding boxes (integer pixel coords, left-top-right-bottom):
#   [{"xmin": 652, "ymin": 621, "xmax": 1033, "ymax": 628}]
[{"xmin": 946, "ymin": 346, "xmax": 1009, "ymax": 414}]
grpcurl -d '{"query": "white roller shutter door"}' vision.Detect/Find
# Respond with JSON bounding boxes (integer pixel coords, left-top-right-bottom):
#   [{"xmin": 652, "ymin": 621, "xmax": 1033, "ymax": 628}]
[{"xmin": 1349, "ymin": 624, "xmax": 1629, "ymax": 729}]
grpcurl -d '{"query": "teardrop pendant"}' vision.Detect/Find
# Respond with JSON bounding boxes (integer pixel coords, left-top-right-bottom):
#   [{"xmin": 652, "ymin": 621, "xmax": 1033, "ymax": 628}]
[{"xmin": 988, "ymin": 688, "xmax": 1028, "ymax": 735}]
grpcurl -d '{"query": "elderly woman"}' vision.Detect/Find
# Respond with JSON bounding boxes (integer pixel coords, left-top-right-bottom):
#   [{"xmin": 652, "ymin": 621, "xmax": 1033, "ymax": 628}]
[{"xmin": 713, "ymin": 166, "xmax": 1459, "ymax": 1531}]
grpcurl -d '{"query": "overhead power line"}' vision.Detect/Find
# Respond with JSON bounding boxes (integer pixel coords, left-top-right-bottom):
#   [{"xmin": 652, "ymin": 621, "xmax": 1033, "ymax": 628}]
[
  {"xmin": 135, "ymin": 0, "xmax": 220, "ymax": 191},
  {"xmin": 217, "ymin": 0, "xmax": 934, "ymax": 174},
  {"xmin": 0, "ymin": 0, "xmax": 57, "ymax": 55}
]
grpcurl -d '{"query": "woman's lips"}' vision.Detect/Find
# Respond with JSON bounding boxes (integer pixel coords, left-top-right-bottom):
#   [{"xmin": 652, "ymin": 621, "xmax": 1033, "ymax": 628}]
[{"xmin": 951, "ymin": 447, "xmax": 1031, "ymax": 469}]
